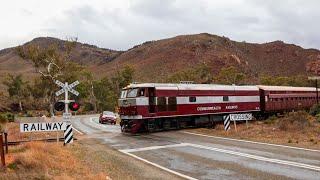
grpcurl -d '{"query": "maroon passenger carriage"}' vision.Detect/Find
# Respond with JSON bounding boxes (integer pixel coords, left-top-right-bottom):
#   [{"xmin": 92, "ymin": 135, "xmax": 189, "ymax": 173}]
[
  {"xmin": 258, "ymin": 85, "xmax": 319, "ymax": 113},
  {"xmin": 119, "ymin": 83, "xmax": 261, "ymax": 133}
]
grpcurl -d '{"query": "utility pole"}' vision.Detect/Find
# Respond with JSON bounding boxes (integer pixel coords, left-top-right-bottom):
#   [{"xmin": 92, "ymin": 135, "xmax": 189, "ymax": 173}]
[{"xmin": 308, "ymin": 76, "xmax": 320, "ymax": 104}]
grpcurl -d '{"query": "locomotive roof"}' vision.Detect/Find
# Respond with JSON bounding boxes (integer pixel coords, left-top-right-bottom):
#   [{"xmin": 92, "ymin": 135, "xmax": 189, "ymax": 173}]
[
  {"xmin": 257, "ymin": 85, "xmax": 317, "ymax": 92},
  {"xmin": 124, "ymin": 83, "xmax": 318, "ymax": 92},
  {"xmin": 125, "ymin": 83, "xmax": 259, "ymax": 91}
]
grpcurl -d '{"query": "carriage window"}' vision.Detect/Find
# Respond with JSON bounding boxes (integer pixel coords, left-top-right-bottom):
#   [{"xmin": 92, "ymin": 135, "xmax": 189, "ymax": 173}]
[
  {"xmin": 157, "ymin": 97, "xmax": 167, "ymax": 111},
  {"xmin": 189, "ymin": 97, "xmax": 196, "ymax": 102},
  {"xmin": 168, "ymin": 97, "xmax": 177, "ymax": 111},
  {"xmin": 223, "ymin": 96, "xmax": 229, "ymax": 101}
]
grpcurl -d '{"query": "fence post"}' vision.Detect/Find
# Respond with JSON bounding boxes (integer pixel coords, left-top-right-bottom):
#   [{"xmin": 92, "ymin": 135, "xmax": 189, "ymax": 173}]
[
  {"xmin": 4, "ymin": 132, "xmax": 8, "ymax": 154},
  {"xmin": 0, "ymin": 133, "xmax": 5, "ymax": 167}
]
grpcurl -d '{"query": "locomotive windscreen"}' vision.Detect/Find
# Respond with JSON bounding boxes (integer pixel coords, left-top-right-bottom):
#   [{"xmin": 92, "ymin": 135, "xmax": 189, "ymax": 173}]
[{"xmin": 127, "ymin": 88, "xmax": 138, "ymax": 98}]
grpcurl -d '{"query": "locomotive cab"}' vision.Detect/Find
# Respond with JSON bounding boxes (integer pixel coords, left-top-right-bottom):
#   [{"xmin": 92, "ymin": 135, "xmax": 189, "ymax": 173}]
[{"xmin": 118, "ymin": 85, "xmax": 150, "ymax": 133}]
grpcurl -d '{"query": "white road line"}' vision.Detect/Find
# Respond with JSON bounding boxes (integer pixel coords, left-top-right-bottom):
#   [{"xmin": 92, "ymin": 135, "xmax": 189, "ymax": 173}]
[
  {"xmin": 120, "ymin": 143, "xmax": 320, "ymax": 172},
  {"xmin": 119, "ymin": 150, "xmax": 197, "ymax": 180},
  {"xmin": 183, "ymin": 131, "xmax": 320, "ymax": 153},
  {"xmin": 186, "ymin": 143, "xmax": 320, "ymax": 172},
  {"xmin": 72, "ymin": 126, "xmax": 84, "ymax": 135},
  {"xmin": 121, "ymin": 143, "xmax": 189, "ymax": 153}
]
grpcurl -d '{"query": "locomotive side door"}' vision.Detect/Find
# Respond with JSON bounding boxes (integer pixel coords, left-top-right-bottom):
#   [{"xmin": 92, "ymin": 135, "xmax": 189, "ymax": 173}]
[{"xmin": 148, "ymin": 87, "xmax": 156, "ymax": 113}]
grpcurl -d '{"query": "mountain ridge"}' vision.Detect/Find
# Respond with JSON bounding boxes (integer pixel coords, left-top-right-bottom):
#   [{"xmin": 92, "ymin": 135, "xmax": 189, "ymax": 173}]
[{"xmin": 1, "ymin": 33, "xmax": 320, "ymax": 91}]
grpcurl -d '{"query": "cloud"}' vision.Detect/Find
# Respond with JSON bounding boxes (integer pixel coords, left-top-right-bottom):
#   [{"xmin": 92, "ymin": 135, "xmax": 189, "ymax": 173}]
[{"xmin": 0, "ymin": 0, "xmax": 319, "ymax": 50}]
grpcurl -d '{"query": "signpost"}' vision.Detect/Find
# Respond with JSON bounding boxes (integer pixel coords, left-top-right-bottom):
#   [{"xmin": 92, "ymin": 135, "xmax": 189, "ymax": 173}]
[
  {"xmin": 20, "ymin": 122, "xmax": 67, "ymax": 132},
  {"xmin": 55, "ymin": 80, "xmax": 80, "ymax": 144},
  {"xmin": 223, "ymin": 113, "xmax": 253, "ymax": 131},
  {"xmin": 19, "ymin": 80, "xmax": 80, "ymax": 145},
  {"xmin": 0, "ymin": 133, "xmax": 5, "ymax": 167}
]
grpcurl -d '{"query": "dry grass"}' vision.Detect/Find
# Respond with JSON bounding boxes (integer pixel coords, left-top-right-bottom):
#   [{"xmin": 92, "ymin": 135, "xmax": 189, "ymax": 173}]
[
  {"xmin": 188, "ymin": 111, "xmax": 320, "ymax": 149},
  {"xmin": 0, "ymin": 142, "xmax": 109, "ymax": 179}
]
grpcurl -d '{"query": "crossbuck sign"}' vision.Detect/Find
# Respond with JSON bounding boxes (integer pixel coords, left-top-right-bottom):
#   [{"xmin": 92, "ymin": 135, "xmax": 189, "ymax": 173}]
[{"xmin": 55, "ymin": 80, "xmax": 79, "ymax": 96}]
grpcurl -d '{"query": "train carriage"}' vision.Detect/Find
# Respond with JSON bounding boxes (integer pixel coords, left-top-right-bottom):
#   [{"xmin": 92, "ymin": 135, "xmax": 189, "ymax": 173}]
[{"xmin": 258, "ymin": 85, "xmax": 319, "ymax": 113}]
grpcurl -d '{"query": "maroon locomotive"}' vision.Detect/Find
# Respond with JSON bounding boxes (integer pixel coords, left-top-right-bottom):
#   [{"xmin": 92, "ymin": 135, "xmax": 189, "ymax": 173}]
[{"xmin": 118, "ymin": 83, "xmax": 318, "ymax": 133}]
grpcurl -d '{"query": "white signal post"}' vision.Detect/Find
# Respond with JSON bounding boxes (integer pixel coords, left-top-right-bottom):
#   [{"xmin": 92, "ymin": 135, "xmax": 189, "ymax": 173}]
[
  {"xmin": 55, "ymin": 80, "xmax": 80, "ymax": 117},
  {"xmin": 55, "ymin": 80, "xmax": 79, "ymax": 145}
]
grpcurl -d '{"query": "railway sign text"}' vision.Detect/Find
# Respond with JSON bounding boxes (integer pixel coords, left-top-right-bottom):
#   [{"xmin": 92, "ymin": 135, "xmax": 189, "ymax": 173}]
[
  {"xmin": 229, "ymin": 113, "xmax": 253, "ymax": 121},
  {"xmin": 20, "ymin": 122, "xmax": 67, "ymax": 132}
]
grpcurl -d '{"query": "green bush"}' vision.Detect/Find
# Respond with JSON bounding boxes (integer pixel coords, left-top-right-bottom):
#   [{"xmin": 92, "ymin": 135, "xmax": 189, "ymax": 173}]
[
  {"xmin": 316, "ymin": 114, "xmax": 320, "ymax": 123},
  {"xmin": 0, "ymin": 113, "xmax": 7, "ymax": 124},
  {"xmin": 0, "ymin": 112, "xmax": 15, "ymax": 124},
  {"xmin": 83, "ymin": 102, "xmax": 94, "ymax": 112},
  {"xmin": 5, "ymin": 112, "xmax": 15, "ymax": 122},
  {"xmin": 0, "ymin": 114, "xmax": 7, "ymax": 132},
  {"xmin": 309, "ymin": 104, "xmax": 320, "ymax": 116},
  {"xmin": 278, "ymin": 111, "xmax": 312, "ymax": 131},
  {"xmin": 264, "ymin": 115, "xmax": 277, "ymax": 124}
]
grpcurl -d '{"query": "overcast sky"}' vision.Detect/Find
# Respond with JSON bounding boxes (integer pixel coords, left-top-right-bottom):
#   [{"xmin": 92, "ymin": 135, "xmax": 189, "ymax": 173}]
[{"xmin": 0, "ymin": 0, "xmax": 319, "ymax": 50}]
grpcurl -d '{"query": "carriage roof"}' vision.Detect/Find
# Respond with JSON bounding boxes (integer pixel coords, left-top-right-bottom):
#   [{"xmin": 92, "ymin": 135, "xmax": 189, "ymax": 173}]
[{"xmin": 257, "ymin": 85, "xmax": 317, "ymax": 92}]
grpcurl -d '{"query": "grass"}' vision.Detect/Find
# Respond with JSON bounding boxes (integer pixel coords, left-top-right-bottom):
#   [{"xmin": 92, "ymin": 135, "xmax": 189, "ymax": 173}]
[
  {"xmin": 188, "ymin": 111, "xmax": 320, "ymax": 149},
  {"xmin": 0, "ymin": 142, "xmax": 109, "ymax": 179},
  {"xmin": 1, "ymin": 121, "xmax": 107, "ymax": 179}
]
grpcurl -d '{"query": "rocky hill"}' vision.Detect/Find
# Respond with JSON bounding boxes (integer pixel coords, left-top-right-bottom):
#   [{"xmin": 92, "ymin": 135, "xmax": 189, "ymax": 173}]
[
  {"xmin": 95, "ymin": 33, "xmax": 320, "ymax": 82},
  {"xmin": 1, "ymin": 33, "xmax": 320, "ymax": 91}
]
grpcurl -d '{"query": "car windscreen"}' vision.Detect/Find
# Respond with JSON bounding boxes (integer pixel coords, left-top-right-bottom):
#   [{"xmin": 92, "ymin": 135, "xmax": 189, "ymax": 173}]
[
  {"xmin": 103, "ymin": 111, "xmax": 114, "ymax": 116},
  {"xmin": 126, "ymin": 88, "xmax": 138, "ymax": 98}
]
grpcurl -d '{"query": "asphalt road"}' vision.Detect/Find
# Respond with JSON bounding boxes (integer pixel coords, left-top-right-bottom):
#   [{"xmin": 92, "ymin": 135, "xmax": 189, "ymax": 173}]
[{"xmin": 71, "ymin": 115, "xmax": 320, "ymax": 180}]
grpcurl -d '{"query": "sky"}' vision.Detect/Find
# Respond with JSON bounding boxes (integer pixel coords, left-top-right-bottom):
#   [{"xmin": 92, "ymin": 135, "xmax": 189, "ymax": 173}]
[{"xmin": 0, "ymin": 0, "xmax": 319, "ymax": 50}]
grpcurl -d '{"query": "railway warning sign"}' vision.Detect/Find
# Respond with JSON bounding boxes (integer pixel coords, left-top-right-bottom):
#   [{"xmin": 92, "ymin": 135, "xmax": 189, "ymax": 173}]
[
  {"xmin": 20, "ymin": 122, "xmax": 67, "ymax": 132},
  {"xmin": 229, "ymin": 113, "xmax": 253, "ymax": 121}
]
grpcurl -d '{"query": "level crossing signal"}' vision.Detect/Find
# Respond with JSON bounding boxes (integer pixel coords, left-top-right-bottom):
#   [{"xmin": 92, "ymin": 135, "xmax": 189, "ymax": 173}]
[
  {"xmin": 54, "ymin": 102, "xmax": 65, "ymax": 111},
  {"xmin": 54, "ymin": 102, "xmax": 80, "ymax": 112},
  {"xmin": 69, "ymin": 102, "xmax": 80, "ymax": 111}
]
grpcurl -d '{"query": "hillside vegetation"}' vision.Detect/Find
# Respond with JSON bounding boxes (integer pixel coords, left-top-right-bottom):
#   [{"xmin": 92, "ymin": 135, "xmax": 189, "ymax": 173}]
[{"xmin": 1, "ymin": 33, "xmax": 320, "ymax": 113}]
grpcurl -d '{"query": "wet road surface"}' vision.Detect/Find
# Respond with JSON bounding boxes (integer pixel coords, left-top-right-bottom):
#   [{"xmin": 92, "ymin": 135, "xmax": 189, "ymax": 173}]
[{"xmin": 71, "ymin": 115, "xmax": 320, "ymax": 180}]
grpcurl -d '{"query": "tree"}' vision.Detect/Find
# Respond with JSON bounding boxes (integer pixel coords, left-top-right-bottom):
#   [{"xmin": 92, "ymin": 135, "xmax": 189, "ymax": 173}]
[
  {"xmin": 167, "ymin": 62, "xmax": 212, "ymax": 83},
  {"xmin": 92, "ymin": 65, "xmax": 135, "ymax": 112},
  {"xmin": 214, "ymin": 66, "xmax": 246, "ymax": 85},
  {"xmin": 16, "ymin": 38, "xmax": 85, "ymax": 116},
  {"xmin": 259, "ymin": 75, "xmax": 311, "ymax": 87},
  {"xmin": 3, "ymin": 74, "xmax": 29, "ymax": 111},
  {"xmin": 111, "ymin": 64, "xmax": 135, "ymax": 97}
]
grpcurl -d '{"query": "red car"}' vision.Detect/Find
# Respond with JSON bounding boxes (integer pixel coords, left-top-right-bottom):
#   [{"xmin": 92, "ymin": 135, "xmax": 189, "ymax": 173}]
[{"xmin": 99, "ymin": 111, "xmax": 117, "ymax": 125}]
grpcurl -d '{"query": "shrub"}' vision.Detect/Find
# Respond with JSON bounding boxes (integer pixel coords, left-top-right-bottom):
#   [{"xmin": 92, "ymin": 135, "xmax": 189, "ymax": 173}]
[
  {"xmin": 309, "ymin": 104, "xmax": 320, "ymax": 116},
  {"xmin": 5, "ymin": 112, "xmax": 15, "ymax": 122},
  {"xmin": 83, "ymin": 102, "xmax": 94, "ymax": 112},
  {"xmin": 278, "ymin": 111, "xmax": 312, "ymax": 131},
  {"xmin": 0, "ymin": 113, "xmax": 7, "ymax": 124},
  {"xmin": 264, "ymin": 115, "xmax": 277, "ymax": 124},
  {"xmin": 0, "ymin": 113, "xmax": 8, "ymax": 132}
]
